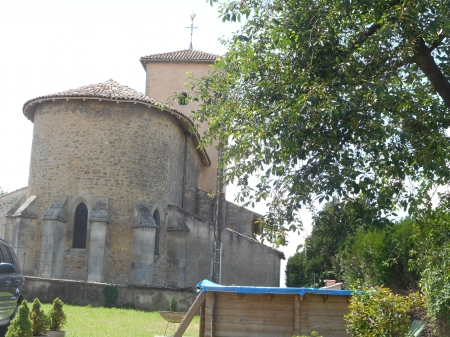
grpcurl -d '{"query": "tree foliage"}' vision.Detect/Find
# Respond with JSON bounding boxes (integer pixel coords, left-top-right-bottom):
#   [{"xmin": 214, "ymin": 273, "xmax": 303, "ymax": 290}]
[
  {"xmin": 49, "ymin": 298, "xmax": 67, "ymax": 331},
  {"xmin": 192, "ymin": 0, "xmax": 450, "ymax": 242},
  {"xmin": 286, "ymin": 197, "xmax": 383, "ymax": 286},
  {"xmin": 6, "ymin": 300, "xmax": 33, "ymax": 337},
  {"xmin": 30, "ymin": 298, "xmax": 50, "ymax": 336},
  {"xmin": 336, "ymin": 217, "xmax": 419, "ymax": 291},
  {"xmin": 345, "ymin": 286, "xmax": 424, "ymax": 337},
  {"xmin": 410, "ymin": 192, "xmax": 450, "ymax": 333}
]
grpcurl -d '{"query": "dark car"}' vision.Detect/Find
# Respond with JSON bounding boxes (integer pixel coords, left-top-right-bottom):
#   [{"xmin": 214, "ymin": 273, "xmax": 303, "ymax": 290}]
[{"xmin": 0, "ymin": 239, "xmax": 24, "ymax": 326}]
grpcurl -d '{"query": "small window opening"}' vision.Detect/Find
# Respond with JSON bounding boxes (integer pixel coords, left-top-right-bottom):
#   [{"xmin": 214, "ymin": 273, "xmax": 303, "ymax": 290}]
[
  {"xmin": 153, "ymin": 209, "xmax": 160, "ymax": 255},
  {"xmin": 73, "ymin": 203, "xmax": 88, "ymax": 248},
  {"xmin": 252, "ymin": 216, "xmax": 262, "ymax": 238},
  {"xmin": 177, "ymin": 91, "xmax": 189, "ymax": 106}
]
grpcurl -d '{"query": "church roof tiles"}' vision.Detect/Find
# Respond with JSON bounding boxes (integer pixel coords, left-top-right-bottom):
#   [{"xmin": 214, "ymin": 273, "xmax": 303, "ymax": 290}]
[
  {"xmin": 22, "ymin": 79, "xmax": 211, "ymax": 166},
  {"xmin": 140, "ymin": 49, "xmax": 218, "ymax": 63}
]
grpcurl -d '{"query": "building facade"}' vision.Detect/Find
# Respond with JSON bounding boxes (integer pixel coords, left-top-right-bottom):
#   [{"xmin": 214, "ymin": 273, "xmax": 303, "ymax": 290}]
[{"xmin": 0, "ymin": 50, "xmax": 284, "ymax": 293}]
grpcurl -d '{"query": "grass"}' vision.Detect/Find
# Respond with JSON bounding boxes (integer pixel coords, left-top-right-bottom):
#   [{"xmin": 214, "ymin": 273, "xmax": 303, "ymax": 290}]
[{"xmin": 39, "ymin": 303, "xmax": 199, "ymax": 337}]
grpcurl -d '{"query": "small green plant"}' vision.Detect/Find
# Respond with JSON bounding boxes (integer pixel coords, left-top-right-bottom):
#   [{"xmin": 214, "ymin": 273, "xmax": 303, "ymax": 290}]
[
  {"xmin": 169, "ymin": 296, "xmax": 178, "ymax": 312},
  {"xmin": 102, "ymin": 283, "xmax": 119, "ymax": 308},
  {"xmin": 30, "ymin": 298, "xmax": 50, "ymax": 336},
  {"xmin": 49, "ymin": 298, "xmax": 67, "ymax": 331},
  {"xmin": 345, "ymin": 286, "xmax": 424, "ymax": 337},
  {"xmin": 6, "ymin": 300, "xmax": 33, "ymax": 337}
]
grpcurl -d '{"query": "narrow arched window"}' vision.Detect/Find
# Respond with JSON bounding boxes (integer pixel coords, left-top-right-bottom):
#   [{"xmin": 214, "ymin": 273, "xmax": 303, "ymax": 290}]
[
  {"xmin": 153, "ymin": 209, "xmax": 160, "ymax": 255},
  {"xmin": 73, "ymin": 203, "xmax": 88, "ymax": 248}
]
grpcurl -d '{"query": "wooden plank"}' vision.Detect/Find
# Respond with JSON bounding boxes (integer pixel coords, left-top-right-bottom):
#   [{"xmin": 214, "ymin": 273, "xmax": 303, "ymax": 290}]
[
  {"xmin": 308, "ymin": 308, "xmax": 349, "ymax": 317},
  {"xmin": 215, "ymin": 322, "xmax": 294, "ymax": 333},
  {"xmin": 308, "ymin": 301, "xmax": 350, "ymax": 310},
  {"xmin": 212, "ymin": 307, "xmax": 293, "ymax": 318},
  {"xmin": 215, "ymin": 314, "xmax": 294, "ymax": 326},
  {"xmin": 199, "ymin": 300, "xmax": 206, "ymax": 337},
  {"xmin": 308, "ymin": 295, "xmax": 349, "ymax": 303},
  {"xmin": 216, "ymin": 293, "xmax": 294, "ymax": 303},
  {"xmin": 210, "ymin": 293, "xmax": 216, "ymax": 337},
  {"xmin": 215, "ymin": 330, "xmax": 292, "ymax": 337},
  {"xmin": 205, "ymin": 293, "xmax": 214, "ymax": 337},
  {"xmin": 309, "ymin": 315, "xmax": 346, "ymax": 325},
  {"xmin": 294, "ymin": 294, "xmax": 301, "ymax": 335},
  {"xmin": 173, "ymin": 292, "xmax": 206, "ymax": 337},
  {"xmin": 313, "ymin": 330, "xmax": 350, "ymax": 337},
  {"xmin": 214, "ymin": 300, "xmax": 294, "ymax": 311}
]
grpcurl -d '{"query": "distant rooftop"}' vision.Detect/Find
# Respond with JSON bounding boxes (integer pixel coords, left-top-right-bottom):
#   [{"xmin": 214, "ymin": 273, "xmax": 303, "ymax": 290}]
[{"xmin": 140, "ymin": 49, "xmax": 219, "ymax": 64}]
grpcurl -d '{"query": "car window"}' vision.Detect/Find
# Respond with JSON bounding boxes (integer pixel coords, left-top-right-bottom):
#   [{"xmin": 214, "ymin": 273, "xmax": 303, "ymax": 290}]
[
  {"xmin": 6, "ymin": 247, "xmax": 21, "ymax": 274},
  {"xmin": 0, "ymin": 245, "xmax": 12, "ymax": 264}
]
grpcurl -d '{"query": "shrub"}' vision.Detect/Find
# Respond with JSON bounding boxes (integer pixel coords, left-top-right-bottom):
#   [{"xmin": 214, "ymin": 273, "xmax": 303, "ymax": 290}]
[
  {"xmin": 30, "ymin": 298, "xmax": 50, "ymax": 336},
  {"xmin": 49, "ymin": 298, "xmax": 67, "ymax": 331},
  {"xmin": 169, "ymin": 296, "xmax": 178, "ymax": 312},
  {"xmin": 6, "ymin": 300, "xmax": 33, "ymax": 337},
  {"xmin": 102, "ymin": 283, "xmax": 119, "ymax": 308},
  {"xmin": 345, "ymin": 286, "xmax": 424, "ymax": 337}
]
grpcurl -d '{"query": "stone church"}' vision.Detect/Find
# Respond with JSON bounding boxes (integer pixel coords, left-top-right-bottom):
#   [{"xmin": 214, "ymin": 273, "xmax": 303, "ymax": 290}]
[{"xmin": 0, "ymin": 49, "xmax": 284, "ymax": 294}]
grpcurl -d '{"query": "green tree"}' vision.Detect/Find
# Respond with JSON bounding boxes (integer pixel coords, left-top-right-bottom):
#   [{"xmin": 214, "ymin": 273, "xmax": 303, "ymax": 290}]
[
  {"xmin": 191, "ymin": 0, "xmax": 450, "ymax": 242},
  {"xmin": 410, "ymin": 192, "xmax": 450, "ymax": 333},
  {"xmin": 6, "ymin": 300, "xmax": 33, "ymax": 337},
  {"xmin": 336, "ymin": 217, "xmax": 419, "ymax": 291},
  {"xmin": 0, "ymin": 186, "xmax": 6, "ymax": 197},
  {"xmin": 30, "ymin": 298, "xmax": 50, "ymax": 336},
  {"xmin": 286, "ymin": 197, "xmax": 385, "ymax": 286}
]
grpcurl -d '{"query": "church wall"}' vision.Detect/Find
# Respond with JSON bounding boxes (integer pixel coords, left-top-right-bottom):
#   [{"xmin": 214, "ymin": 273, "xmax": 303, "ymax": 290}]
[
  {"xmin": 182, "ymin": 184, "xmax": 214, "ymax": 222},
  {"xmin": 185, "ymin": 137, "xmax": 202, "ymax": 189},
  {"xmin": 144, "ymin": 61, "xmax": 219, "ymax": 193},
  {"xmin": 220, "ymin": 228, "xmax": 282, "ymax": 287},
  {"xmin": 223, "ymin": 201, "xmax": 256, "ymax": 238},
  {"xmin": 0, "ymin": 187, "xmax": 27, "ymax": 237},
  {"xmin": 26, "ymin": 100, "xmax": 202, "ymax": 283}
]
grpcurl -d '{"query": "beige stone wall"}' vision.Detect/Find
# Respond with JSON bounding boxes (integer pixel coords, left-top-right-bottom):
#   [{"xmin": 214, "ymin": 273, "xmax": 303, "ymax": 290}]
[
  {"xmin": 144, "ymin": 61, "xmax": 219, "ymax": 193},
  {"xmin": 0, "ymin": 187, "xmax": 27, "ymax": 237},
  {"xmin": 27, "ymin": 99, "xmax": 202, "ymax": 283}
]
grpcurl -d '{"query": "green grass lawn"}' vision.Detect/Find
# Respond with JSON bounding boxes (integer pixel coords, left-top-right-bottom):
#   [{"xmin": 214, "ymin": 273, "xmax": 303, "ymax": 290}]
[{"xmin": 39, "ymin": 303, "xmax": 199, "ymax": 337}]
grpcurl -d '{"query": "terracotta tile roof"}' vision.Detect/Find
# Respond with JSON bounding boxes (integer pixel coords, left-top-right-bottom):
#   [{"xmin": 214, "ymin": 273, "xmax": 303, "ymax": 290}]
[
  {"xmin": 22, "ymin": 79, "xmax": 211, "ymax": 166},
  {"xmin": 140, "ymin": 49, "xmax": 219, "ymax": 63}
]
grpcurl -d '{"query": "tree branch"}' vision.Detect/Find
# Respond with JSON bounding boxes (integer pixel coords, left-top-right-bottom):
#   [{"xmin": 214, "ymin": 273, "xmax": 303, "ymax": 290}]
[{"xmin": 413, "ymin": 38, "xmax": 450, "ymax": 109}]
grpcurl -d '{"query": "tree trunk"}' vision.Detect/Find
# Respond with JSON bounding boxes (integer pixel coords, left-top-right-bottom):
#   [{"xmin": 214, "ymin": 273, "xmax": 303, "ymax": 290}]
[{"xmin": 413, "ymin": 38, "xmax": 450, "ymax": 109}]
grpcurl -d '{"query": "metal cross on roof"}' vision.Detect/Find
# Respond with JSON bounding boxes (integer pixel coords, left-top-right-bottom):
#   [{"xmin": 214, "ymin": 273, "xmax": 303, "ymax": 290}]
[{"xmin": 186, "ymin": 13, "xmax": 198, "ymax": 50}]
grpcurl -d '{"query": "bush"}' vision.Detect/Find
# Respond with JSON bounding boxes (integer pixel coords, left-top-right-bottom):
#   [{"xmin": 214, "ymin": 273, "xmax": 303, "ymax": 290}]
[
  {"xmin": 6, "ymin": 300, "xmax": 33, "ymax": 337},
  {"xmin": 102, "ymin": 283, "xmax": 119, "ymax": 308},
  {"xmin": 49, "ymin": 298, "xmax": 67, "ymax": 331},
  {"xmin": 30, "ymin": 298, "xmax": 50, "ymax": 336},
  {"xmin": 345, "ymin": 286, "xmax": 424, "ymax": 337},
  {"xmin": 169, "ymin": 296, "xmax": 178, "ymax": 312}
]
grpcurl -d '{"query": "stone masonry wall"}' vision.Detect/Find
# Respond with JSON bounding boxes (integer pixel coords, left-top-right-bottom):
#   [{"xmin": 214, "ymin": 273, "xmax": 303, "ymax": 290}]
[
  {"xmin": 183, "ymin": 184, "xmax": 214, "ymax": 222},
  {"xmin": 0, "ymin": 187, "xmax": 27, "ymax": 237},
  {"xmin": 220, "ymin": 228, "xmax": 283, "ymax": 287},
  {"xmin": 24, "ymin": 276, "xmax": 197, "ymax": 311},
  {"xmin": 26, "ymin": 100, "xmax": 202, "ymax": 283}
]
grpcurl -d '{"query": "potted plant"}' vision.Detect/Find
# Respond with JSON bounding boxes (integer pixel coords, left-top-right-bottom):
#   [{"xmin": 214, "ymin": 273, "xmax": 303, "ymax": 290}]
[
  {"xmin": 47, "ymin": 298, "xmax": 67, "ymax": 337},
  {"xmin": 6, "ymin": 300, "xmax": 33, "ymax": 337},
  {"xmin": 159, "ymin": 296, "xmax": 186, "ymax": 323},
  {"xmin": 30, "ymin": 298, "xmax": 50, "ymax": 336}
]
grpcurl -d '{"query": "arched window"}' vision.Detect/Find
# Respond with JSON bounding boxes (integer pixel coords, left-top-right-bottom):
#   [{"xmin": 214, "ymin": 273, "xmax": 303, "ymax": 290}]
[
  {"xmin": 153, "ymin": 209, "xmax": 160, "ymax": 255},
  {"xmin": 73, "ymin": 203, "xmax": 88, "ymax": 248}
]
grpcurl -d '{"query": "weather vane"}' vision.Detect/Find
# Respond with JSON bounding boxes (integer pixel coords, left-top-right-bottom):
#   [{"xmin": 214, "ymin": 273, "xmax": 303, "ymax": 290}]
[{"xmin": 186, "ymin": 13, "xmax": 198, "ymax": 50}]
